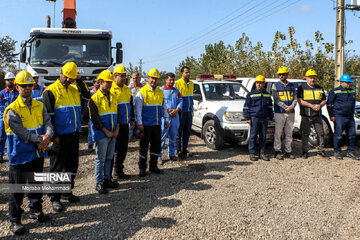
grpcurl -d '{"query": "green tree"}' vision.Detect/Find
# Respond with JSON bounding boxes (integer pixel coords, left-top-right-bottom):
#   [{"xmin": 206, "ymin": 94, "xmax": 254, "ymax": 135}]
[{"xmin": 0, "ymin": 36, "xmax": 17, "ymax": 68}]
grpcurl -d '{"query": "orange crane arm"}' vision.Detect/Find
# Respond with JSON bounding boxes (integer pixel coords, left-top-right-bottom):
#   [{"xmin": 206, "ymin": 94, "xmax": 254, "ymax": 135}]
[{"xmin": 62, "ymin": 0, "xmax": 76, "ymax": 28}]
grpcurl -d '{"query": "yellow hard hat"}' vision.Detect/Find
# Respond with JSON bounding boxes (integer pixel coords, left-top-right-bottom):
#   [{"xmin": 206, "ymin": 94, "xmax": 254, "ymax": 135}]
[
  {"xmin": 62, "ymin": 62, "xmax": 78, "ymax": 79},
  {"xmin": 113, "ymin": 65, "xmax": 127, "ymax": 75},
  {"xmin": 277, "ymin": 66, "xmax": 289, "ymax": 74},
  {"xmin": 148, "ymin": 68, "xmax": 160, "ymax": 78},
  {"xmin": 14, "ymin": 70, "xmax": 35, "ymax": 85},
  {"xmin": 255, "ymin": 75, "xmax": 265, "ymax": 82},
  {"xmin": 98, "ymin": 70, "xmax": 114, "ymax": 82},
  {"xmin": 305, "ymin": 69, "xmax": 317, "ymax": 77}
]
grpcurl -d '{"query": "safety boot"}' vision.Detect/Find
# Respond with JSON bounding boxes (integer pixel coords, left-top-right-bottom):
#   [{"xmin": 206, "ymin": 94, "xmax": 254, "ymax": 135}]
[
  {"xmin": 259, "ymin": 151, "xmax": 270, "ymax": 161},
  {"xmin": 334, "ymin": 152, "xmax": 343, "ymax": 160},
  {"xmin": 346, "ymin": 151, "xmax": 360, "ymax": 160},
  {"xmin": 10, "ymin": 222, "xmax": 25, "ymax": 235},
  {"xmin": 249, "ymin": 154, "xmax": 258, "ymax": 161}
]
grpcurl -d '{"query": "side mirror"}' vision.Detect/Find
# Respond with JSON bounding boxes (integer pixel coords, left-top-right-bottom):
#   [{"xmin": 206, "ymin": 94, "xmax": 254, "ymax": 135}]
[
  {"xmin": 116, "ymin": 42, "xmax": 123, "ymax": 64},
  {"xmin": 193, "ymin": 93, "xmax": 202, "ymax": 101},
  {"xmin": 20, "ymin": 40, "xmax": 27, "ymax": 63}
]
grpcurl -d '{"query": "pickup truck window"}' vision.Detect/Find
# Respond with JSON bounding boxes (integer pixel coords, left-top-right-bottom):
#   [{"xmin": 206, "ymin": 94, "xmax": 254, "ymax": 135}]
[{"xmin": 202, "ymin": 83, "xmax": 247, "ymax": 100}]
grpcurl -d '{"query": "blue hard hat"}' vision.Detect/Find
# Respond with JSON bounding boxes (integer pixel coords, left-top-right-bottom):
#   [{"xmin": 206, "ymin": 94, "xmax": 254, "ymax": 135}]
[{"xmin": 340, "ymin": 74, "xmax": 353, "ymax": 83}]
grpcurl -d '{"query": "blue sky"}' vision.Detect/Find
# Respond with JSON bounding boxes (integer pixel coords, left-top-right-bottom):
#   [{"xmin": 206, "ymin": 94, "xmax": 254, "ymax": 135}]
[{"xmin": 1, "ymin": 0, "xmax": 360, "ymax": 73}]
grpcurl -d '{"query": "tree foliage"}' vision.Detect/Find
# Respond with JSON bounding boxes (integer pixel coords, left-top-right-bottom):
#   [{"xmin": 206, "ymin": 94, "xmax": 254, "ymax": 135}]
[
  {"xmin": 0, "ymin": 36, "xmax": 17, "ymax": 68},
  {"xmin": 176, "ymin": 26, "xmax": 360, "ymax": 92}
]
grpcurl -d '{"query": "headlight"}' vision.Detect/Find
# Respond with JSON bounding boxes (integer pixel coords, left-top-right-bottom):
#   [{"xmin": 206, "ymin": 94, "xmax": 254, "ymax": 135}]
[{"xmin": 224, "ymin": 111, "xmax": 246, "ymax": 122}]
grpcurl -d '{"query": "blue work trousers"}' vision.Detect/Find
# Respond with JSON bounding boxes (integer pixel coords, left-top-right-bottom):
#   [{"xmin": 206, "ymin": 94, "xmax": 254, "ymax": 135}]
[
  {"xmin": 333, "ymin": 116, "xmax": 356, "ymax": 153},
  {"xmin": 88, "ymin": 126, "xmax": 94, "ymax": 146},
  {"xmin": 95, "ymin": 137, "xmax": 116, "ymax": 184},
  {"xmin": 248, "ymin": 117, "xmax": 268, "ymax": 154},
  {"xmin": 177, "ymin": 111, "xmax": 193, "ymax": 154},
  {"xmin": 160, "ymin": 116, "xmax": 180, "ymax": 159}
]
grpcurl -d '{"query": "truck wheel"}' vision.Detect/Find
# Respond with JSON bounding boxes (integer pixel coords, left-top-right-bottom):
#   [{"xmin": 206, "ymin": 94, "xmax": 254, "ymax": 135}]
[
  {"xmin": 308, "ymin": 119, "xmax": 331, "ymax": 146},
  {"xmin": 203, "ymin": 120, "xmax": 224, "ymax": 150}
]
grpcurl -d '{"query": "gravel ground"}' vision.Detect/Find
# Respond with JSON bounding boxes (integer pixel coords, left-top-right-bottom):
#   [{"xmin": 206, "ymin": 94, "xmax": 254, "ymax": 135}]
[{"xmin": 0, "ymin": 133, "xmax": 360, "ymax": 239}]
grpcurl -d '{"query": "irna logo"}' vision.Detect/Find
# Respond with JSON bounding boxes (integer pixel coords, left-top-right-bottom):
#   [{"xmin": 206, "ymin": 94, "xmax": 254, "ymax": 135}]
[{"xmin": 34, "ymin": 172, "xmax": 71, "ymax": 182}]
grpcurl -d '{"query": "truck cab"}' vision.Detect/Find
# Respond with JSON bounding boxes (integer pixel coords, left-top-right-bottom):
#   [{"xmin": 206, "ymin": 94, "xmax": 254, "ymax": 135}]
[{"xmin": 20, "ymin": 28, "xmax": 122, "ymax": 87}]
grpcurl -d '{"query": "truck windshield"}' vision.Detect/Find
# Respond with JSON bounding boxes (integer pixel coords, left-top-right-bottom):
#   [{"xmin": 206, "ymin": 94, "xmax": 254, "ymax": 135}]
[
  {"xmin": 203, "ymin": 83, "xmax": 248, "ymax": 100},
  {"xmin": 30, "ymin": 38, "xmax": 111, "ymax": 67}
]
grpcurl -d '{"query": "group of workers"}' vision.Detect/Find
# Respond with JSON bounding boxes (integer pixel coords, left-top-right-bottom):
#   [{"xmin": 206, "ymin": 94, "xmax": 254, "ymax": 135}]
[
  {"xmin": 0, "ymin": 62, "xmax": 194, "ymax": 235},
  {"xmin": 244, "ymin": 66, "xmax": 359, "ymax": 162},
  {"xmin": 1, "ymin": 62, "xmax": 358, "ymax": 235}
]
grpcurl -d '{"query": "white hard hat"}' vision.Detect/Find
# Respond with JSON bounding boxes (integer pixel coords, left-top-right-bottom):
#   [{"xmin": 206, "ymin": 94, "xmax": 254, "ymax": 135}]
[
  {"xmin": 4, "ymin": 72, "xmax": 16, "ymax": 80},
  {"xmin": 31, "ymin": 71, "xmax": 39, "ymax": 78}
]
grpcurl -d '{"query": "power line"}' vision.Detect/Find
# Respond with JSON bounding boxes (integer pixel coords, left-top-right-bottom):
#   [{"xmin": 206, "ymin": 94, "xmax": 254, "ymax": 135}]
[
  {"xmin": 145, "ymin": 0, "xmax": 265, "ymax": 60},
  {"xmin": 146, "ymin": 0, "xmax": 293, "ymax": 62},
  {"xmin": 146, "ymin": 0, "xmax": 302, "ymax": 64}
]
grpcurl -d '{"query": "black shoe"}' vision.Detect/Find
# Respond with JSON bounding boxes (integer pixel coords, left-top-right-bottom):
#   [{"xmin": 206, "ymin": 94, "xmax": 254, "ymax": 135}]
[
  {"xmin": 0, "ymin": 156, "xmax": 3, "ymax": 163},
  {"xmin": 249, "ymin": 154, "xmax": 258, "ymax": 161},
  {"xmin": 29, "ymin": 211, "xmax": 50, "ymax": 222},
  {"xmin": 346, "ymin": 151, "xmax": 360, "ymax": 160},
  {"xmin": 139, "ymin": 169, "xmax": 147, "ymax": 177},
  {"xmin": 10, "ymin": 222, "xmax": 25, "ymax": 235},
  {"xmin": 61, "ymin": 193, "xmax": 80, "ymax": 203},
  {"xmin": 317, "ymin": 150, "xmax": 327, "ymax": 158},
  {"xmin": 185, "ymin": 150, "xmax": 194, "ymax": 157},
  {"xmin": 335, "ymin": 152, "xmax": 343, "ymax": 160},
  {"xmin": 51, "ymin": 201, "xmax": 64, "ymax": 212},
  {"xmin": 115, "ymin": 170, "xmax": 130, "ymax": 179},
  {"xmin": 95, "ymin": 183, "xmax": 108, "ymax": 194},
  {"xmin": 284, "ymin": 152, "xmax": 295, "ymax": 159},
  {"xmin": 104, "ymin": 179, "xmax": 119, "ymax": 189},
  {"xmin": 259, "ymin": 151, "xmax": 270, "ymax": 161},
  {"xmin": 178, "ymin": 152, "xmax": 186, "ymax": 160},
  {"xmin": 302, "ymin": 152, "xmax": 309, "ymax": 159},
  {"xmin": 274, "ymin": 151, "xmax": 283, "ymax": 160},
  {"xmin": 149, "ymin": 167, "xmax": 163, "ymax": 174}
]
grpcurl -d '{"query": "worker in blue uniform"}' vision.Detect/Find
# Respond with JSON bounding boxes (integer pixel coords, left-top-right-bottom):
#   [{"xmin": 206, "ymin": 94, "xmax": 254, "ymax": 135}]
[
  {"xmin": 327, "ymin": 74, "xmax": 359, "ymax": 160},
  {"xmin": 158, "ymin": 72, "xmax": 183, "ymax": 164},
  {"xmin": 30, "ymin": 71, "xmax": 45, "ymax": 102},
  {"xmin": 243, "ymin": 75, "xmax": 273, "ymax": 161},
  {"xmin": 0, "ymin": 72, "xmax": 19, "ymax": 163}
]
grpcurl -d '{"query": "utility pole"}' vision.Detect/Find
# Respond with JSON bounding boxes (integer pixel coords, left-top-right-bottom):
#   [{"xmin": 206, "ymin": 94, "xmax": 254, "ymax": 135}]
[
  {"xmin": 335, "ymin": 0, "xmax": 344, "ymax": 87},
  {"xmin": 46, "ymin": 0, "xmax": 57, "ymax": 27},
  {"xmin": 334, "ymin": 0, "xmax": 360, "ymax": 87},
  {"xmin": 138, "ymin": 59, "xmax": 143, "ymax": 74}
]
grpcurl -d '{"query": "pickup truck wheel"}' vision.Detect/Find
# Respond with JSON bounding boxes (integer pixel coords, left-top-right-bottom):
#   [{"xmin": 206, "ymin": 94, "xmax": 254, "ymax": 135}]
[
  {"xmin": 308, "ymin": 119, "xmax": 331, "ymax": 146},
  {"xmin": 203, "ymin": 120, "xmax": 224, "ymax": 150}
]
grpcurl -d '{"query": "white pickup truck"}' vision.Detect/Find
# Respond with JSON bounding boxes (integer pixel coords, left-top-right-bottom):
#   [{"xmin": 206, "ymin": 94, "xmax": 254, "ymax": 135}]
[
  {"xmin": 191, "ymin": 75, "xmax": 275, "ymax": 149},
  {"xmin": 239, "ymin": 77, "xmax": 360, "ymax": 145}
]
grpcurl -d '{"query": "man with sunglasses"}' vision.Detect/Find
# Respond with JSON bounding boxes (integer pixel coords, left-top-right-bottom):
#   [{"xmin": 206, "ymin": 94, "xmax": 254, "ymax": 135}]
[
  {"xmin": 4, "ymin": 71, "xmax": 53, "ymax": 235},
  {"xmin": 0, "ymin": 72, "xmax": 19, "ymax": 163},
  {"xmin": 272, "ymin": 66, "xmax": 297, "ymax": 160},
  {"xmin": 43, "ymin": 62, "xmax": 90, "ymax": 212}
]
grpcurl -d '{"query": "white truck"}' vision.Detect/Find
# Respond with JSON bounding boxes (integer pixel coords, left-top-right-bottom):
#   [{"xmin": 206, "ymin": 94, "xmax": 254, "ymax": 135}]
[
  {"xmin": 191, "ymin": 74, "xmax": 275, "ymax": 149},
  {"xmin": 239, "ymin": 77, "xmax": 360, "ymax": 145},
  {"xmin": 19, "ymin": 28, "xmax": 122, "ymax": 87},
  {"xmin": 19, "ymin": 0, "xmax": 122, "ymax": 87}
]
